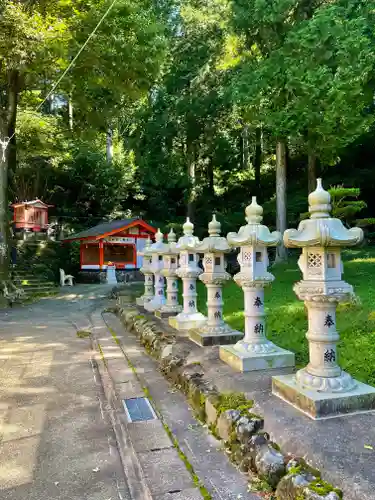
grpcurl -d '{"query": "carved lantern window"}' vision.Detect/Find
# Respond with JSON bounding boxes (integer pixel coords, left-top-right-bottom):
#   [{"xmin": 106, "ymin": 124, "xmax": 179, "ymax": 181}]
[
  {"xmin": 241, "ymin": 248, "xmax": 253, "ymax": 267},
  {"xmin": 214, "ymin": 255, "xmax": 223, "ymax": 271},
  {"xmin": 306, "ymin": 250, "xmax": 324, "ymax": 279},
  {"xmin": 204, "ymin": 255, "xmax": 213, "ymax": 272},
  {"xmin": 324, "ymin": 249, "xmax": 341, "ymax": 281}
]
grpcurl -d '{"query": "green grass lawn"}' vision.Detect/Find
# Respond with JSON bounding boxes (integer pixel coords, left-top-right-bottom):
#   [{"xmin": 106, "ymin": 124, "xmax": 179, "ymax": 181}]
[{"xmin": 195, "ymin": 247, "xmax": 375, "ymax": 386}]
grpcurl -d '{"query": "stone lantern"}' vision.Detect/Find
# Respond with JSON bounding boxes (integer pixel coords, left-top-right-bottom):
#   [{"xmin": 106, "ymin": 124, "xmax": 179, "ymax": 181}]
[
  {"xmin": 273, "ymin": 179, "xmax": 375, "ymax": 419},
  {"xmin": 220, "ymin": 197, "xmax": 295, "ymax": 372},
  {"xmin": 144, "ymin": 229, "xmax": 166, "ymax": 312},
  {"xmin": 169, "ymin": 218, "xmax": 206, "ymax": 331},
  {"xmin": 136, "ymin": 237, "xmax": 154, "ymax": 306},
  {"xmin": 155, "ymin": 228, "xmax": 182, "ymax": 318},
  {"xmin": 189, "ymin": 215, "xmax": 243, "ymax": 346}
]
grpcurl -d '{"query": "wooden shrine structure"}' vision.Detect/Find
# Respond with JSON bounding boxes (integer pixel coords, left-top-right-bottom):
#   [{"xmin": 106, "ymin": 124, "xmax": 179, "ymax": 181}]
[
  {"xmin": 63, "ymin": 218, "xmax": 157, "ymax": 271},
  {"xmin": 12, "ymin": 199, "xmax": 53, "ymax": 238}
]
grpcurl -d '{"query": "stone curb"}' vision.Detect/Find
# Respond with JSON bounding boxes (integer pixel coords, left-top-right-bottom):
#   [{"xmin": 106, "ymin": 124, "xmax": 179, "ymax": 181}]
[
  {"xmin": 116, "ymin": 304, "xmax": 343, "ymax": 500},
  {"xmin": 90, "ymin": 311, "xmax": 153, "ymax": 500}
]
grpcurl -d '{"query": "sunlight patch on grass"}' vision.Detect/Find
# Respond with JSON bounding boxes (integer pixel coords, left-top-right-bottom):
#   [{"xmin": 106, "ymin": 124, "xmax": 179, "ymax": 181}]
[{"xmin": 346, "ymin": 257, "xmax": 375, "ymax": 264}]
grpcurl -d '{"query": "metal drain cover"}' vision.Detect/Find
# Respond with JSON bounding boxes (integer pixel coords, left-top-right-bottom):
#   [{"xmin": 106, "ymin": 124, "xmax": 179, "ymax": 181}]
[{"xmin": 123, "ymin": 397, "xmax": 157, "ymax": 422}]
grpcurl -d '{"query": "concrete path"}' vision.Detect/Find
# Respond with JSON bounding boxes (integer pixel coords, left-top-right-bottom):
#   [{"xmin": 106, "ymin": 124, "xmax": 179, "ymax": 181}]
[
  {"xmin": 0, "ymin": 285, "xmax": 131, "ymax": 500},
  {"xmin": 99, "ymin": 311, "xmax": 259, "ymax": 500}
]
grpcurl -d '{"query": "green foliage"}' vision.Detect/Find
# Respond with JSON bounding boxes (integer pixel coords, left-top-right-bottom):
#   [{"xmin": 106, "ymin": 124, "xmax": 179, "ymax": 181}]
[
  {"xmin": 2, "ymin": 0, "xmax": 375, "ymax": 273},
  {"xmin": 329, "ymin": 186, "xmax": 367, "ymax": 225},
  {"xmin": 308, "ymin": 479, "xmax": 343, "ymax": 499},
  {"xmin": 66, "ymin": 0, "xmax": 170, "ymax": 130},
  {"xmin": 300, "ymin": 185, "xmax": 367, "ymax": 226},
  {"xmin": 15, "ymin": 240, "xmax": 80, "ymax": 282},
  {"xmin": 215, "ymin": 391, "xmax": 254, "ymax": 416},
  {"xmin": 76, "ymin": 329, "xmax": 91, "ymax": 338}
]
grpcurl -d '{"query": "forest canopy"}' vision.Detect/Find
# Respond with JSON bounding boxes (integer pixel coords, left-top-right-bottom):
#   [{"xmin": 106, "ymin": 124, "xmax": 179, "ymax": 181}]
[{"xmin": 1, "ymin": 0, "xmax": 375, "ymax": 273}]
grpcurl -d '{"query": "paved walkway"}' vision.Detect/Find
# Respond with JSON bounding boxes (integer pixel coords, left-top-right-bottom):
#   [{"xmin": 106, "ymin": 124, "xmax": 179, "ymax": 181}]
[{"xmin": 0, "ymin": 285, "xmax": 130, "ymax": 500}]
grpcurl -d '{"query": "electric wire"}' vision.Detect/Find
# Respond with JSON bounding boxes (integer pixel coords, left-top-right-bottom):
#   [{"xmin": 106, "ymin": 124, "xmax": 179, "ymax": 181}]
[{"xmin": 0, "ymin": 0, "xmax": 119, "ymax": 155}]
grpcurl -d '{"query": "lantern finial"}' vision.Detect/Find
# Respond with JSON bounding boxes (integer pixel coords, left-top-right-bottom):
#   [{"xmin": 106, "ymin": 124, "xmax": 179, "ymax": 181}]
[
  {"xmin": 183, "ymin": 217, "xmax": 194, "ymax": 235},
  {"xmin": 208, "ymin": 213, "xmax": 221, "ymax": 236},
  {"xmin": 245, "ymin": 196, "xmax": 263, "ymax": 224},
  {"xmin": 308, "ymin": 178, "xmax": 331, "ymax": 219},
  {"xmin": 155, "ymin": 228, "xmax": 163, "ymax": 242},
  {"xmin": 168, "ymin": 227, "xmax": 176, "ymax": 243}
]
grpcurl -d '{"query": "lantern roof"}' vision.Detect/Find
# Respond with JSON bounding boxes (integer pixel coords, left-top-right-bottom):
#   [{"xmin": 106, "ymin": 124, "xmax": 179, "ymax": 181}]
[
  {"xmin": 227, "ymin": 197, "xmax": 281, "ymax": 248},
  {"xmin": 138, "ymin": 236, "xmax": 153, "ymax": 257},
  {"xmin": 176, "ymin": 218, "xmax": 200, "ymax": 251},
  {"xmin": 284, "ymin": 179, "xmax": 363, "ymax": 248},
  {"xmin": 62, "ymin": 218, "xmax": 156, "ymax": 242},
  {"xmin": 149, "ymin": 228, "xmax": 166, "ymax": 254},
  {"xmin": 196, "ymin": 214, "xmax": 230, "ymax": 253},
  {"xmin": 11, "ymin": 198, "xmax": 54, "ymax": 209},
  {"xmin": 159, "ymin": 228, "xmax": 179, "ymax": 255}
]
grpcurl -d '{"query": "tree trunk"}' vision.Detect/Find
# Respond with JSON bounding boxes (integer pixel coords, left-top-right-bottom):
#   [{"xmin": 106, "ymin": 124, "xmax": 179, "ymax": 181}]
[
  {"xmin": 187, "ymin": 140, "xmax": 195, "ymax": 220},
  {"xmin": 0, "ymin": 125, "xmax": 10, "ymax": 289},
  {"xmin": 7, "ymin": 69, "xmax": 19, "ymax": 180},
  {"xmin": 106, "ymin": 127, "xmax": 113, "ymax": 163},
  {"xmin": 254, "ymin": 126, "xmax": 262, "ymax": 199},
  {"xmin": 207, "ymin": 158, "xmax": 214, "ymax": 198},
  {"xmin": 68, "ymin": 98, "xmax": 74, "ymax": 131},
  {"xmin": 242, "ymin": 124, "xmax": 249, "ymax": 172},
  {"xmin": 275, "ymin": 139, "xmax": 288, "ymax": 262},
  {"xmin": 308, "ymin": 150, "xmax": 316, "ymax": 194},
  {"xmin": 0, "ymin": 70, "xmax": 19, "ymax": 291}
]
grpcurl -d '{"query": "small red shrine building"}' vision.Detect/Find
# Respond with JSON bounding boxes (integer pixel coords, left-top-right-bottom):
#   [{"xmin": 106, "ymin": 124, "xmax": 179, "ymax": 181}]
[
  {"xmin": 12, "ymin": 199, "xmax": 53, "ymax": 234},
  {"xmin": 63, "ymin": 218, "xmax": 157, "ymax": 270}
]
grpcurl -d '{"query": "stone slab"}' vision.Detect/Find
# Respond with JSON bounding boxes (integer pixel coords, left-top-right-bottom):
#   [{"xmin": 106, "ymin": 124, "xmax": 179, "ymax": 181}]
[
  {"xmin": 127, "ymin": 420, "xmax": 173, "ymax": 452},
  {"xmin": 272, "ymin": 374, "xmax": 375, "ymax": 420},
  {"xmin": 107, "ymin": 358, "xmax": 135, "ymax": 383},
  {"xmin": 144, "ymin": 300, "xmax": 165, "ymax": 313},
  {"xmin": 155, "ymin": 488, "xmax": 203, "ymax": 499},
  {"xmin": 115, "ymin": 380, "xmax": 145, "ymax": 400},
  {"xmin": 155, "ymin": 309, "xmax": 179, "ymax": 319},
  {"xmin": 0, "ymin": 403, "xmax": 46, "ymax": 442},
  {"xmin": 220, "ymin": 345, "xmax": 295, "ymax": 372},
  {"xmin": 189, "ymin": 329, "xmax": 243, "ymax": 347},
  {"xmin": 136, "ymin": 297, "xmax": 150, "ymax": 306},
  {"xmin": 169, "ymin": 315, "xmax": 206, "ymax": 331},
  {"xmin": 138, "ymin": 448, "xmax": 193, "ymax": 496}
]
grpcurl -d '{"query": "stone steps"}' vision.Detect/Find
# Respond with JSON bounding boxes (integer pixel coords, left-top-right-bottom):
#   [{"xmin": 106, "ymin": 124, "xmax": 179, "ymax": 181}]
[
  {"xmin": 22, "ymin": 285, "xmax": 58, "ymax": 294},
  {"xmin": 12, "ymin": 268, "xmax": 58, "ymax": 297}
]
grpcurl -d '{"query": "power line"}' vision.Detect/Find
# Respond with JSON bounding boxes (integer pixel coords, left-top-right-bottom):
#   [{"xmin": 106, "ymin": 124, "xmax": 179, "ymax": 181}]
[{"xmin": 1, "ymin": 0, "xmax": 119, "ymax": 149}]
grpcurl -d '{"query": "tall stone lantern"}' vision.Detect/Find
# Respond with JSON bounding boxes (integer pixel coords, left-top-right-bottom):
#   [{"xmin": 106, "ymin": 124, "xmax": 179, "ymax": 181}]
[
  {"xmin": 155, "ymin": 228, "xmax": 182, "ymax": 318},
  {"xmin": 189, "ymin": 215, "xmax": 243, "ymax": 346},
  {"xmin": 220, "ymin": 197, "xmax": 295, "ymax": 372},
  {"xmin": 169, "ymin": 218, "xmax": 206, "ymax": 331},
  {"xmin": 273, "ymin": 179, "xmax": 375, "ymax": 419},
  {"xmin": 136, "ymin": 237, "xmax": 154, "ymax": 306},
  {"xmin": 144, "ymin": 229, "xmax": 166, "ymax": 312}
]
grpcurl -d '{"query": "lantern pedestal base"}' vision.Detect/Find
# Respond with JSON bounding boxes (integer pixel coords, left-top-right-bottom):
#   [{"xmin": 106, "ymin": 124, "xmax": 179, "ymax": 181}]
[
  {"xmin": 144, "ymin": 298, "xmax": 166, "ymax": 312},
  {"xmin": 155, "ymin": 305, "xmax": 182, "ymax": 319},
  {"xmin": 272, "ymin": 374, "xmax": 375, "ymax": 420},
  {"xmin": 220, "ymin": 344, "xmax": 295, "ymax": 373},
  {"xmin": 136, "ymin": 296, "xmax": 152, "ymax": 307},
  {"xmin": 190, "ymin": 325, "xmax": 243, "ymax": 347},
  {"xmin": 169, "ymin": 312, "xmax": 207, "ymax": 331}
]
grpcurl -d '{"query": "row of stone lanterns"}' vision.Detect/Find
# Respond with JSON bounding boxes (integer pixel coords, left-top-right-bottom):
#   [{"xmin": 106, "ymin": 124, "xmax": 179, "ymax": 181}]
[{"xmin": 136, "ymin": 179, "xmax": 375, "ymax": 419}]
